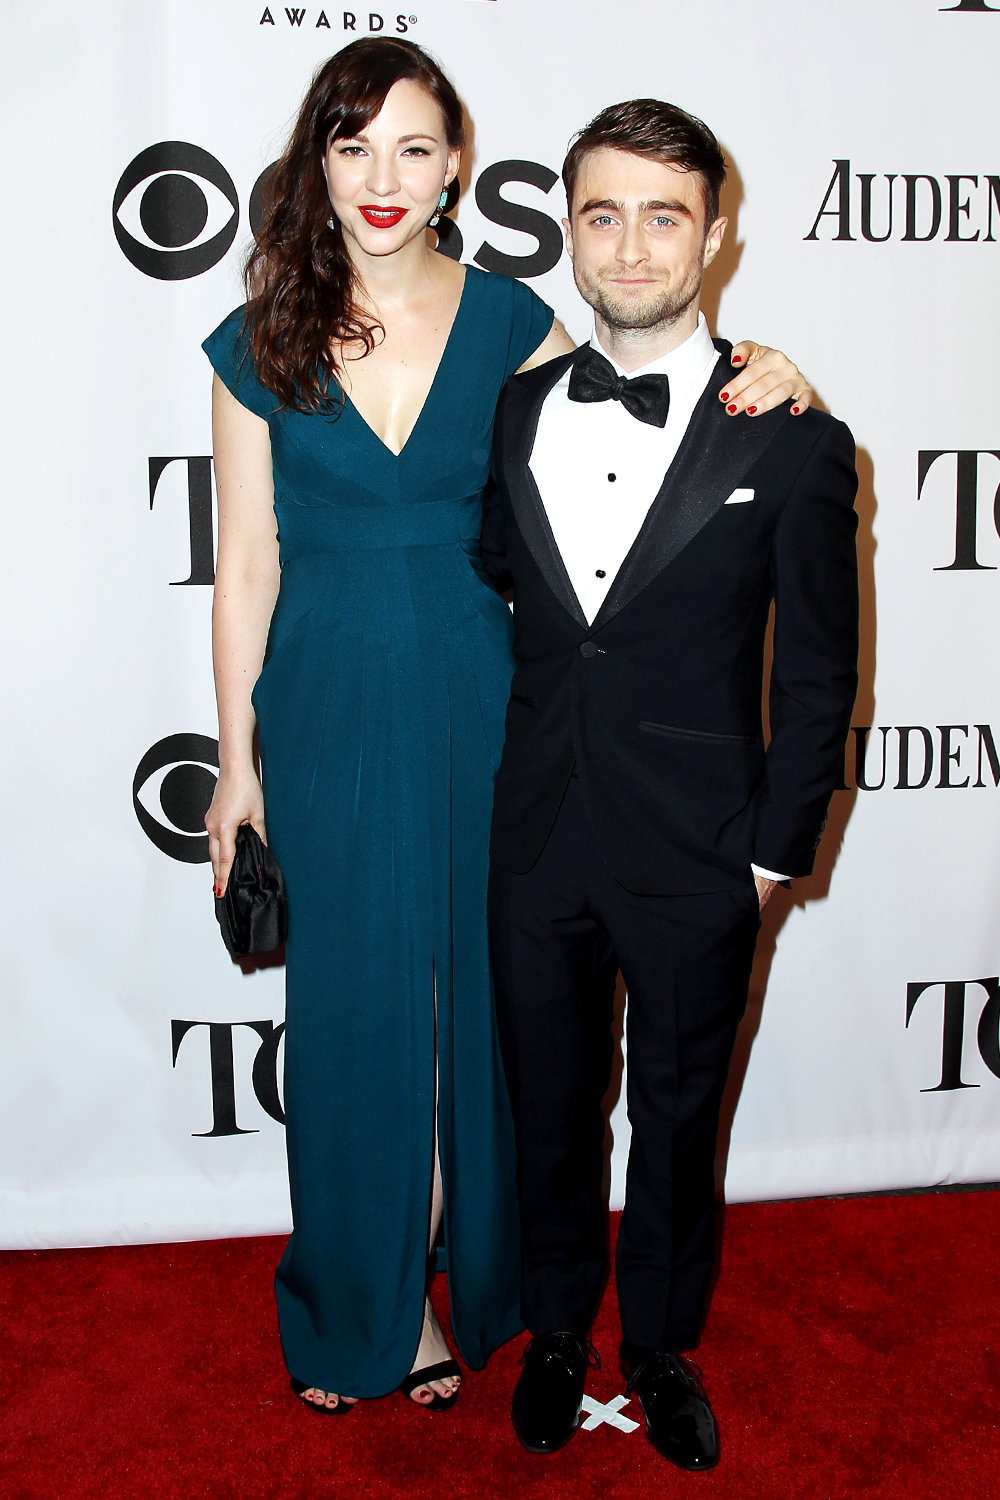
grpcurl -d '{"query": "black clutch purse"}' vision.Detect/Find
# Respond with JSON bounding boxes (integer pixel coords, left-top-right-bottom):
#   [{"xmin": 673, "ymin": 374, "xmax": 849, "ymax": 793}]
[{"xmin": 215, "ymin": 823, "xmax": 288, "ymax": 958}]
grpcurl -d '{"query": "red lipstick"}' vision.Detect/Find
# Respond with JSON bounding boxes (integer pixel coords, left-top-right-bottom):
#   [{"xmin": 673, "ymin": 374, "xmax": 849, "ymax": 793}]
[{"xmin": 358, "ymin": 205, "xmax": 408, "ymax": 228}]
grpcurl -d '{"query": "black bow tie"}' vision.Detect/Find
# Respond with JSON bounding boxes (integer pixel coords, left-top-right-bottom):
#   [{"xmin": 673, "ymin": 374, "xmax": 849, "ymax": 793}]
[{"xmin": 567, "ymin": 346, "xmax": 671, "ymax": 428}]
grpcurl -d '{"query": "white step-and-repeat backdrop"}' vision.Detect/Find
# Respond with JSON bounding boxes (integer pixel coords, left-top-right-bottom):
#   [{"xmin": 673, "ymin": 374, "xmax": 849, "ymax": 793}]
[{"xmin": 3, "ymin": 0, "xmax": 999, "ymax": 1249}]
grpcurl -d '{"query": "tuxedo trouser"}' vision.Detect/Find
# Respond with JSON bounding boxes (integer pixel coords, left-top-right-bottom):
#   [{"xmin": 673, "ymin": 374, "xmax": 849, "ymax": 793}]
[{"xmin": 488, "ymin": 777, "xmax": 760, "ymax": 1352}]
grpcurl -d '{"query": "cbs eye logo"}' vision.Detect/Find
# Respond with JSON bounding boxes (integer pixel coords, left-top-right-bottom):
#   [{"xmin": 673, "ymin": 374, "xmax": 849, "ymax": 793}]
[
  {"xmin": 113, "ymin": 143, "xmax": 239, "ymax": 280},
  {"xmin": 133, "ymin": 733, "xmax": 219, "ymax": 862}
]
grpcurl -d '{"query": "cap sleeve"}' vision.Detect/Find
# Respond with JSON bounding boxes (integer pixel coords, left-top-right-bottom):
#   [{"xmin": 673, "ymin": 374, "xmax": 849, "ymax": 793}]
[
  {"xmin": 503, "ymin": 277, "xmax": 555, "ymax": 383},
  {"xmin": 202, "ymin": 308, "xmax": 278, "ymax": 420}
]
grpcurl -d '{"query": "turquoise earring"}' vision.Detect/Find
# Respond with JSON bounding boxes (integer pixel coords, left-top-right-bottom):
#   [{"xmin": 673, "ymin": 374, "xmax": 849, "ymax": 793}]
[{"xmin": 429, "ymin": 188, "xmax": 449, "ymax": 228}]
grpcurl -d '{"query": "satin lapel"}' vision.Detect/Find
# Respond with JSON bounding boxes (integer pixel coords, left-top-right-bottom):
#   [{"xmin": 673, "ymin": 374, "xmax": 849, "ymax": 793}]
[
  {"xmin": 592, "ymin": 355, "xmax": 792, "ymax": 629},
  {"xmin": 502, "ymin": 351, "xmax": 589, "ymax": 629}
]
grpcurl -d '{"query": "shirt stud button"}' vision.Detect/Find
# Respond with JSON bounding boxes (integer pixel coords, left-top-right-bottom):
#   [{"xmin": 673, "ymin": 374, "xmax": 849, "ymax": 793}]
[
  {"xmin": 607, "ymin": 473, "xmax": 617, "ymax": 482},
  {"xmin": 595, "ymin": 569, "xmax": 606, "ymax": 578}
]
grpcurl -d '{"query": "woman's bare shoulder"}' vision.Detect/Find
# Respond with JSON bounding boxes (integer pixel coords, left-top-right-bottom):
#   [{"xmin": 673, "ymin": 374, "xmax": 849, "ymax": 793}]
[
  {"xmin": 517, "ymin": 318, "xmax": 576, "ymax": 373},
  {"xmin": 430, "ymin": 250, "xmax": 468, "ymax": 292}
]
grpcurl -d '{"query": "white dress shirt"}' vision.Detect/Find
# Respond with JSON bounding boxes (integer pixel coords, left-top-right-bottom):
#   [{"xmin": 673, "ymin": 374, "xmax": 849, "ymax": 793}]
[
  {"xmin": 529, "ymin": 312, "xmax": 719, "ymax": 625},
  {"xmin": 527, "ymin": 314, "xmax": 787, "ymax": 886}
]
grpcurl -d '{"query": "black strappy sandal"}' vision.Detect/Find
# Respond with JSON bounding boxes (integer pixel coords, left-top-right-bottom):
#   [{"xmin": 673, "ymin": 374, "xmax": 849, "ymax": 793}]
[
  {"xmin": 289, "ymin": 1376, "xmax": 358, "ymax": 1415},
  {"xmin": 398, "ymin": 1358, "xmax": 462, "ymax": 1412},
  {"xmin": 399, "ymin": 1250, "xmax": 462, "ymax": 1411}
]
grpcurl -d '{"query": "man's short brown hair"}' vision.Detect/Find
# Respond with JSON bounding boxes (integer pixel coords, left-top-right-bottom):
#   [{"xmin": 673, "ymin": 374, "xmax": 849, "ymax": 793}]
[{"xmin": 562, "ymin": 98, "xmax": 727, "ymax": 229}]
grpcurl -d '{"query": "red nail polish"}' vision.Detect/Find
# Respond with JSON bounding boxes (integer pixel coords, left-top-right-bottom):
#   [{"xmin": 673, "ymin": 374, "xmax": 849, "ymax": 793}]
[
  {"xmin": 720, "ymin": 391, "xmax": 730, "ymax": 401},
  {"xmin": 732, "ymin": 354, "xmax": 743, "ymax": 363},
  {"xmin": 791, "ymin": 405, "xmax": 800, "ymax": 415},
  {"xmin": 747, "ymin": 405, "xmax": 757, "ymax": 415},
  {"xmin": 727, "ymin": 404, "xmax": 737, "ymax": 414}
]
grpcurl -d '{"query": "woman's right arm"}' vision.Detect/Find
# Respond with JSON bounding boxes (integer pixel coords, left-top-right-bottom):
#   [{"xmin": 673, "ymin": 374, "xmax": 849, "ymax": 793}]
[{"xmin": 205, "ymin": 373, "xmax": 281, "ymax": 897}]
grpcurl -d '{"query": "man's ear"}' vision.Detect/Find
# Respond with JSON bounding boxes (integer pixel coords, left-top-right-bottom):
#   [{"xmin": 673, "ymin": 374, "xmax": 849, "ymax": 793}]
[
  {"xmin": 562, "ymin": 216, "xmax": 574, "ymax": 260},
  {"xmin": 702, "ymin": 215, "xmax": 728, "ymax": 270}
]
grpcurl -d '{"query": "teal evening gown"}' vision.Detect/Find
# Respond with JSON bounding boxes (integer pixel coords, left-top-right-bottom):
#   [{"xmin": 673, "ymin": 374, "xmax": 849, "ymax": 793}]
[{"xmin": 203, "ymin": 267, "xmax": 553, "ymax": 1399}]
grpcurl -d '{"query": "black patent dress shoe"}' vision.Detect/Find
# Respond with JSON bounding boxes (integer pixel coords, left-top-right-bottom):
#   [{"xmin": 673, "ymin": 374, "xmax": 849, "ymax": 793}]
[
  {"xmin": 511, "ymin": 1332, "xmax": 593, "ymax": 1454},
  {"xmin": 620, "ymin": 1341, "xmax": 719, "ymax": 1471}
]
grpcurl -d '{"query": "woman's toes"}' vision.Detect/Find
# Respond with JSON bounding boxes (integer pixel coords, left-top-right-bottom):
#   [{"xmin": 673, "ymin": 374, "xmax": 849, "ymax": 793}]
[{"xmin": 323, "ymin": 1392, "xmax": 339, "ymax": 1410}]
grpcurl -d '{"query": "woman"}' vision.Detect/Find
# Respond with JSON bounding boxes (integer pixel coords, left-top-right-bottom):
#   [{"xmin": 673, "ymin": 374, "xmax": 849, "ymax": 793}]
[{"xmin": 203, "ymin": 36, "xmax": 813, "ymax": 1413}]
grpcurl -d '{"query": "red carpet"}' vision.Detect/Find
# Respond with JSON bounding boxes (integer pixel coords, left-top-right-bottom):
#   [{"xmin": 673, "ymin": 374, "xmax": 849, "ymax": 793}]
[{"xmin": 2, "ymin": 1193, "xmax": 997, "ymax": 1500}]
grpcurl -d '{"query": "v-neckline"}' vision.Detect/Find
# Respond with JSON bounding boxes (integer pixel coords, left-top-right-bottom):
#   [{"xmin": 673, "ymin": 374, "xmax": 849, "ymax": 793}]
[{"xmin": 342, "ymin": 265, "xmax": 470, "ymax": 460}]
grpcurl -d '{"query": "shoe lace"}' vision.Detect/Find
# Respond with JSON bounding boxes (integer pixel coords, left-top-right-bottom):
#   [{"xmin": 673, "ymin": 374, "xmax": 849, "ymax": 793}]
[
  {"xmin": 517, "ymin": 1333, "xmax": 601, "ymax": 1372},
  {"xmin": 626, "ymin": 1351, "xmax": 706, "ymax": 1400}
]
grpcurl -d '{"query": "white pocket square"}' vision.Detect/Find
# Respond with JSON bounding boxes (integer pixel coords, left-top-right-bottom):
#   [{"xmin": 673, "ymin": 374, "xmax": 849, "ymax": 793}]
[{"xmin": 724, "ymin": 488, "xmax": 755, "ymax": 505}]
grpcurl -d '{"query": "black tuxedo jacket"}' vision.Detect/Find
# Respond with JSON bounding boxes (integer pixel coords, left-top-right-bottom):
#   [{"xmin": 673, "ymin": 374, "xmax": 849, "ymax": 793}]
[{"xmin": 482, "ymin": 341, "xmax": 860, "ymax": 895}]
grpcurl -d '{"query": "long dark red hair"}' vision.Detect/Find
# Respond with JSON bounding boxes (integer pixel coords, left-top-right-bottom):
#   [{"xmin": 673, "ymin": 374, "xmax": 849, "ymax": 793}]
[{"xmin": 244, "ymin": 37, "xmax": 465, "ymax": 414}]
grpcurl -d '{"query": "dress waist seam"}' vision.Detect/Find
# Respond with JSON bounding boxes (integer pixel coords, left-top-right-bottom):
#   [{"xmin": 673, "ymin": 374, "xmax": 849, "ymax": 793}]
[{"xmin": 275, "ymin": 494, "xmax": 482, "ymax": 558}]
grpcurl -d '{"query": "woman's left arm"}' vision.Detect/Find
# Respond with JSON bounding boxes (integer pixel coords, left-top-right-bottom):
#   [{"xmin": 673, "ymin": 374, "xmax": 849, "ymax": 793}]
[
  {"xmin": 516, "ymin": 319, "xmax": 814, "ymax": 419},
  {"xmin": 717, "ymin": 343, "xmax": 814, "ymax": 417},
  {"xmin": 516, "ymin": 318, "xmax": 576, "ymax": 372}
]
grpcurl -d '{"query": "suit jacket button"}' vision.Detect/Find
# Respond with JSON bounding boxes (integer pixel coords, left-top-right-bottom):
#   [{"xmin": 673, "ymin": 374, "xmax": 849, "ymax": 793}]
[{"xmin": 579, "ymin": 641, "xmax": 599, "ymax": 658}]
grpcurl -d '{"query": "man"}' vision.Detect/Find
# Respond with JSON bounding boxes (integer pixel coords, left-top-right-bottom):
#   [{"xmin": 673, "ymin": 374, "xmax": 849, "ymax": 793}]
[{"xmin": 483, "ymin": 100, "xmax": 859, "ymax": 1470}]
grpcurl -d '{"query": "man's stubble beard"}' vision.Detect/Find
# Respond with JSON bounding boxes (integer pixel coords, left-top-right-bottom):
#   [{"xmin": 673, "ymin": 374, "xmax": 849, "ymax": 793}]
[{"xmin": 574, "ymin": 261, "xmax": 703, "ymax": 336}]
